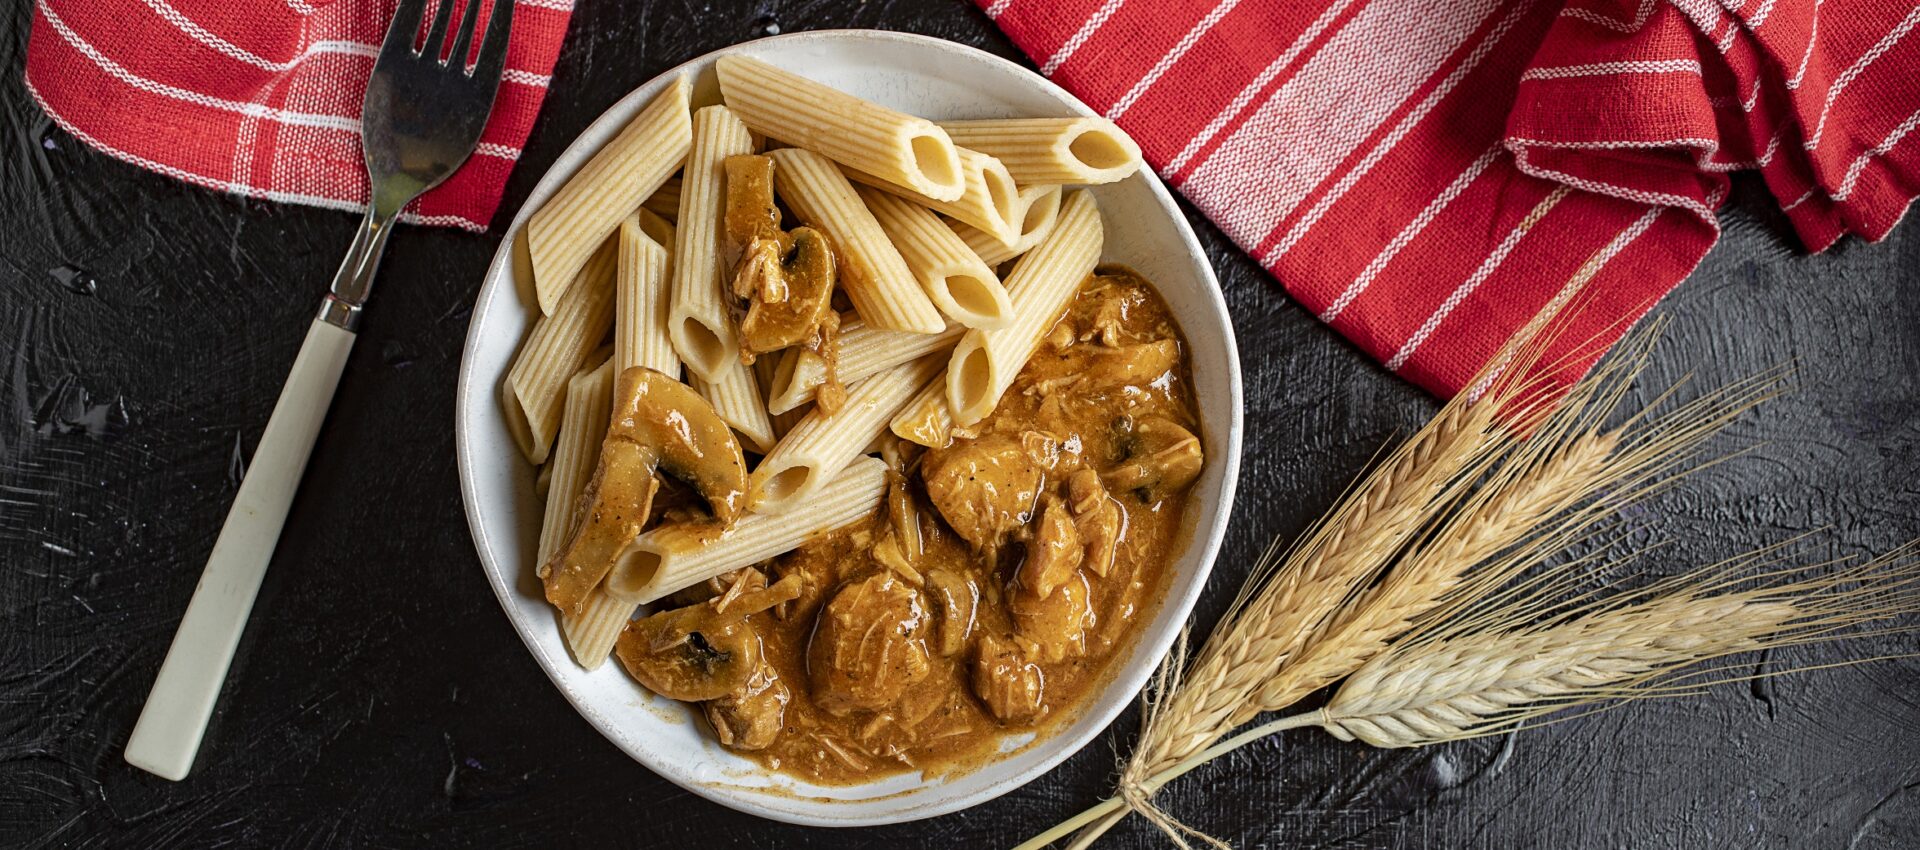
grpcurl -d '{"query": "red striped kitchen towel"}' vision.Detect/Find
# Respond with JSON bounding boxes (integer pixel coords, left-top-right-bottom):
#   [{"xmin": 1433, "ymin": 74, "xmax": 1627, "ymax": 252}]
[
  {"xmin": 983, "ymin": 0, "xmax": 1920, "ymax": 397},
  {"xmin": 23, "ymin": 0, "xmax": 571, "ymax": 233}
]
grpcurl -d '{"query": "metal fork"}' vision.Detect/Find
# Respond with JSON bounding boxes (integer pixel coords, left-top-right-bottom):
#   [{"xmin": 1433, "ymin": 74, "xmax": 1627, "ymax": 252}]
[{"xmin": 124, "ymin": 0, "xmax": 513, "ymax": 782}]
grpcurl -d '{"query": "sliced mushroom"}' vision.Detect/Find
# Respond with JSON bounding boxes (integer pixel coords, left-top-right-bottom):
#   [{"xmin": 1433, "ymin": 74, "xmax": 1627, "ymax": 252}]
[
  {"xmin": 542, "ymin": 367, "xmax": 750, "ymax": 614},
  {"xmin": 808, "ymin": 572, "xmax": 933, "ymax": 716},
  {"xmin": 924, "ymin": 568, "xmax": 978, "ymax": 657},
  {"xmin": 971, "ymin": 634, "xmax": 1046, "ymax": 723},
  {"xmin": 1018, "ymin": 496, "xmax": 1082, "ymax": 600},
  {"xmin": 722, "ymin": 154, "xmax": 783, "ymax": 274},
  {"xmin": 1066, "ymin": 468, "xmax": 1125, "ymax": 578},
  {"xmin": 739, "ymin": 226, "xmax": 837, "ymax": 356},
  {"xmin": 704, "ymin": 661, "xmax": 790, "ymax": 751},
  {"xmin": 615, "ymin": 573, "xmax": 800, "ymax": 702},
  {"xmin": 1103, "ymin": 416, "xmax": 1204, "ymax": 502}
]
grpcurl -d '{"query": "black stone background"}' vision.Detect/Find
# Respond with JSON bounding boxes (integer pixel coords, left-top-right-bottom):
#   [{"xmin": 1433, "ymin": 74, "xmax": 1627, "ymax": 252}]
[{"xmin": 4, "ymin": 1, "xmax": 1918, "ymax": 847}]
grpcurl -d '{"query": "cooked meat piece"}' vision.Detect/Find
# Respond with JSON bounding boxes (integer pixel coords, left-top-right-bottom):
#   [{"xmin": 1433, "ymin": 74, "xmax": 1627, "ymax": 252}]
[
  {"xmin": 1011, "ymin": 569, "xmax": 1094, "ymax": 663},
  {"xmin": 1018, "ymin": 496, "xmax": 1082, "ymax": 600},
  {"xmin": 705, "ymin": 662, "xmax": 790, "ymax": 751},
  {"xmin": 808, "ymin": 573, "xmax": 933, "ymax": 716},
  {"xmin": 1104, "ymin": 416, "xmax": 1204, "ymax": 501},
  {"xmin": 971, "ymin": 634, "xmax": 1046, "ymax": 723},
  {"xmin": 1066, "ymin": 469, "xmax": 1125, "ymax": 578},
  {"xmin": 923, "ymin": 434, "xmax": 1044, "ymax": 551},
  {"xmin": 1082, "ymin": 339, "xmax": 1179, "ymax": 390}
]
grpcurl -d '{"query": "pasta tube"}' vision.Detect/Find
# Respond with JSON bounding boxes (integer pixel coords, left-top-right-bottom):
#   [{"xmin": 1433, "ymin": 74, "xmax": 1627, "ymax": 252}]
[
  {"xmin": 749, "ymin": 354, "xmax": 942, "ymax": 514},
  {"xmin": 888, "ymin": 377, "xmax": 953, "ymax": 449},
  {"xmin": 641, "ymin": 175, "xmax": 681, "ymax": 222},
  {"xmin": 561, "ymin": 590, "xmax": 634, "ymax": 670},
  {"xmin": 615, "ymin": 213, "xmax": 679, "ymax": 376},
  {"xmin": 605, "ymin": 457, "xmax": 888, "ymax": 603},
  {"xmin": 538, "ymin": 357, "xmax": 616, "ymax": 565},
  {"xmin": 936, "ymin": 117, "xmax": 1142, "ymax": 186},
  {"xmin": 670, "ymin": 105, "xmax": 755, "ymax": 383},
  {"xmin": 691, "ymin": 362, "xmax": 775, "ymax": 454},
  {"xmin": 528, "ymin": 76, "xmax": 691, "ymax": 315},
  {"xmin": 717, "ymin": 55, "xmax": 964, "ymax": 202},
  {"xmin": 947, "ymin": 190, "xmax": 1101, "ymax": 426},
  {"xmin": 953, "ymin": 184, "xmax": 1062, "ymax": 267},
  {"xmin": 506, "ymin": 238, "xmax": 619, "ymax": 463},
  {"xmin": 755, "ymin": 354, "xmax": 807, "ymax": 440},
  {"xmin": 857, "ymin": 186, "xmax": 1013, "ymax": 331},
  {"xmin": 767, "ymin": 315, "xmax": 964, "ymax": 414},
  {"xmin": 768, "ymin": 148, "xmax": 945, "ymax": 334},
  {"xmin": 847, "ymin": 147, "xmax": 1020, "ymax": 248}
]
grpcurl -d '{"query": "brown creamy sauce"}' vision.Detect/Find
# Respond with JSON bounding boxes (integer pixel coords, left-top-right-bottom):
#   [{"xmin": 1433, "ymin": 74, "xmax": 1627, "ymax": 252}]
[{"xmin": 629, "ymin": 267, "xmax": 1202, "ymax": 785}]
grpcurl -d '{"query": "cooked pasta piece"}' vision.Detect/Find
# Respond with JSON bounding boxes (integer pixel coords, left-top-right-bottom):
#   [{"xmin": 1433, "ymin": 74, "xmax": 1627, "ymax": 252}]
[
  {"xmin": 936, "ymin": 118, "xmax": 1141, "ymax": 186},
  {"xmin": 539, "ymin": 357, "xmax": 616, "ymax": 564},
  {"xmin": 767, "ymin": 315, "xmax": 965, "ymax": 414},
  {"xmin": 506, "ymin": 239, "xmax": 620, "ymax": 463},
  {"xmin": 947, "ymin": 190, "xmax": 1102, "ymax": 425},
  {"xmin": 605, "ymin": 457, "xmax": 888, "ymax": 603},
  {"xmin": 749, "ymin": 354, "xmax": 942, "ymax": 514},
  {"xmin": 754, "ymin": 354, "xmax": 808, "ymax": 440},
  {"xmin": 716, "ymin": 55, "xmax": 964, "ymax": 202},
  {"xmin": 527, "ymin": 76, "xmax": 692, "ymax": 315},
  {"xmin": 692, "ymin": 362, "xmax": 776, "ymax": 454},
  {"xmin": 641, "ymin": 175, "xmax": 681, "ymax": 222},
  {"xmin": 848, "ymin": 147, "xmax": 1020, "ymax": 248},
  {"xmin": 768, "ymin": 148, "xmax": 945, "ymax": 334},
  {"xmin": 888, "ymin": 376, "xmax": 953, "ymax": 449},
  {"xmin": 616, "ymin": 214, "xmax": 679, "ymax": 376},
  {"xmin": 857, "ymin": 186, "xmax": 1012, "ymax": 330},
  {"xmin": 953, "ymin": 184, "xmax": 1062, "ymax": 267},
  {"xmin": 561, "ymin": 590, "xmax": 635, "ymax": 670},
  {"xmin": 670, "ymin": 105, "xmax": 755, "ymax": 382},
  {"xmin": 636, "ymin": 208, "xmax": 676, "ymax": 246}
]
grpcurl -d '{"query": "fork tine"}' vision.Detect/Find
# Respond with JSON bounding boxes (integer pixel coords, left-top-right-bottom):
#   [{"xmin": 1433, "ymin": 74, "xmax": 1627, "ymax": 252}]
[
  {"xmin": 446, "ymin": 0, "xmax": 484, "ymax": 69},
  {"xmin": 470, "ymin": 0, "xmax": 516, "ymax": 85},
  {"xmin": 381, "ymin": 0, "xmax": 430, "ymax": 58},
  {"xmin": 421, "ymin": 0, "xmax": 455, "ymax": 59}
]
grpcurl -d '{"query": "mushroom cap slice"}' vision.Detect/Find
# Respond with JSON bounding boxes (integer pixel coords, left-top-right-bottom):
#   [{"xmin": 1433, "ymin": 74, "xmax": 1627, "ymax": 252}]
[
  {"xmin": 1103, "ymin": 416, "xmax": 1203, "ymax": 501},
  {"xmin": 617, "ymin": 606, "xmax": 762, "ymax": 702},
  {"xmin": 740, "ymin": 227, "xmax": 837, "ymax": 355},
  {"xmin": 541, "ymin": 367, "xmax": 749, "ymax": 613}
]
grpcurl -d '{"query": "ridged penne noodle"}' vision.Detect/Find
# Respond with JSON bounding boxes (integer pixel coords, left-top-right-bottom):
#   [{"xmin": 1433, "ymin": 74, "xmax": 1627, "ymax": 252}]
[
  {"xmin": 691, "ymin": 362, "xmax": 776, "ymax": 454},
  {"xmin": 953, "ymin": 184, "xmax": 1063, "ymax": 267},
  {"xmin": 768, "ymin": 148, "xmax": 946, "ymax": 334},
  {"xmin": 562, "ymin": 590, "xmax": 634, "ymax": 670},
  {"xmin": 767, "ymin": 315, "xmax": 965, "ymax": 414},
  {"xmin": 538, "ymin": 357, "xmax": 614, "ymax": 591},
  {"xmin": 641, "ymin": 175, "xmax": 681, "ymax": 222},
  {"xmin": 670, "ymin": 105, "xmax": 755, "ymax": 382},
  {"xmin": 755, "ymin": 355, "xmax": 807, "ymax": 440},
  {"xmin": 717, "ymin": 55, "xmax": 964, "ymax": 202},
  {"xmin": 847, "ymin": 147, "xmax": 1020, "ymax": 247},
  {"xmin": 506, "ymin": 239, "xmax": 620, "ymax": 463},
  {"xmin": 936, "ymin": 117, "xmax": 1142, "ymax": 186},
  {"xmin": 605, "ymin": 457, "xmax": 888, "ymax": 603},
  {"xmin": 527, "ymin": 76, "xmax": 691, "ymax": 315},
  {"xmin": 888, "ymin": 376, "xmax": 953, "ymax": 449},
  {"xmin": 615, "ymin": 214, "xmax": 679, "ymax": 376},
  {"xmin": 857, "ymin": 186, "xmax": 1013, "ymax": 331},
  {"xmin": 749, "ymin": 354, "xmax": 942, "ymax": 514},
  {"xmin": 947, "ymin": 190, "xmax": 1102, "ymax": 426}
]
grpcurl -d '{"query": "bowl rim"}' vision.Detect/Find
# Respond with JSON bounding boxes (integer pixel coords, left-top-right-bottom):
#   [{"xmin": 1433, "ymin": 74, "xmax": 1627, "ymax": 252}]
[{"xmin": 453, "ymin": 29, "xmax": 1243, "ymax": 827}]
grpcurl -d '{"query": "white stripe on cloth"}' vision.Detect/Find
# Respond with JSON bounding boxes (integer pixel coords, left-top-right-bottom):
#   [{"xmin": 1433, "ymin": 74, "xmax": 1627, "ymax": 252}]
[
  {"xmin": 1462, "ymin": 203, "xmax": 1664, "ymax": 401},
  {"xmin": 1559, "ymin": 0, "xmax": 1656, "ymax": 33},
  {"xmin": 286, "ymin": 0, "xmax": 317, "ymax": 13},
  {"xmin": 1267, "ymin": 0, "xmax": 1534, "ymax": 260},
  {"xmin": 1320, "ymin": 146, "xmax": 1502, "ymax": 323},
  {"xmin": 1186, "ymin": 0, "xmax": 1506, "ymax": 249},
  {"xmin": 1386, "ymin": 186, "xmax": 1572, "ymax": 372},
  {"xmin": 1519, "ymin": 58, "xmax": 1702, "ymax": 81},
  {"xmin": 1106, "ymin": 0, "xmax": 1243, "ymax": 120},
  {"xmin": 1832, "ymin": 103, "xmax": 1920, "ymax": 202},
  {"xmin": 1790, "ymin": 0, "xmax": 1825, "ymax": 89},
  {"xmin": 984, "ymin": 0, "xmax": 1014, "ymax": 20},
  {"xmin": 1041, "ymin": 0, "xmax": 1125, "ymax": 77},
  {"xmin": 1165, "ymin": 0, "xmax": 1361, "ymax": 174},
  {"xmin": 1510, "ymin": 146, "xmax": 1719, "ymax": 220},
  {"xmin": 1805, "ymin": 4, "xmax": 1920, "ymax": 151}
]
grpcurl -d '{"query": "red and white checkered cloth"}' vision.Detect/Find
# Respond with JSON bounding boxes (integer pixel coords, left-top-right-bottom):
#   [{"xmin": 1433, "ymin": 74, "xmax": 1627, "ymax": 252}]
[
  {"xmin": 983, "ymin": 0, "xmax": 1920, "ymax": 397},
  {"xmin": 24, "ymin": 0, "xmax": 570, "ymax": 232}
]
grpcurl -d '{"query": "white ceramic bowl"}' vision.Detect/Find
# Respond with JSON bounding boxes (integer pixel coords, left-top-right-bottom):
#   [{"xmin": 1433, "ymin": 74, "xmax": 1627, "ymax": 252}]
[{"xmin": 455, "ymin": 30, "xmax": 1243, "ymax": 826}]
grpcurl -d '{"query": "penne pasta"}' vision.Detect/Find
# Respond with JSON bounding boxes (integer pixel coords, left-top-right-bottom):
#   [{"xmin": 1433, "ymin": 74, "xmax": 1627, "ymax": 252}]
[
  {"xmin": 888, "ymin": 376, "xmax": 954, "ymax": 449},
  {"xmin": 641, "ymin": 175, "xmax": 681, "ymax": 222},
  {"xmin": 691, "ymin": 361, "xmax": 776, "ymax": 454},
  {"xmin": 528, "ymin": 76, "xmax": 692, "ymax": 315},
  {"xmin": 716, "ymin": 55, "xmax": 965, "ymax": 202},
  {"xmin": 670, "ymin": 105, "xmax": 755, "ymax": 383},
  {"xmin": 856, "ymin": 186, "xmax": 1013, "ymax": 331},
  {"xmin": 937, "ymin": 117, "xmax": 1142, "ymax": 186},
  {"xmin": 953, "ymin": 184, "xmax": 1063, "ymax": 267},
  {"xmin": 605, "ymin": 457, "xmax": 888, "ymax": 603},
  {"xmin": 561, "ymin": 590, "xmax": 635, "ymax": 670},
  {"xmin": 506, "ymin": 239, "xmax": 620, "ymax": 464},
  {"xmin": 755, "ymin": 354, "xmax": 808, "ymax": 440},
  {"xmin": 947, "ymin": 190, "xmax": 1102, "ymax": 426},
  {"xmin": 767, "ymin": 314, "xmax": 965, "ymax": 414},
  {"xmin": 749, "ymin": 354, "xmax": 942, "ymax": 514},
  {"xmin": 539, "ymin": 356, "xmax": 616, "ymax": 566},
  {"xmin": 615, "ymin": 214, "xmax": 679, "ymax": 376},
  {"xmin": 768, "ymin": 148, "xmax": 946, "ymax": 334},
  {"xmin": 847, "ymin": 147, "xmax": 1020, "ymax": 248}
]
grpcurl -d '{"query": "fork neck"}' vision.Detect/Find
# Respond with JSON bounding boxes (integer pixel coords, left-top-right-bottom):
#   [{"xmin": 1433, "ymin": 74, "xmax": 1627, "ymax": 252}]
[{"xmin": 320, "ymin": 208, "xmax": 399, "ymax": 331}]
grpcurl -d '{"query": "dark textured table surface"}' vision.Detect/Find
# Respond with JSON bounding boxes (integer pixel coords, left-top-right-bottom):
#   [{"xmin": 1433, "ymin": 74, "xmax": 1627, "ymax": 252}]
[{"xmin": 5, "ymin": 1, "xmax": 1919, "ymax": 847}]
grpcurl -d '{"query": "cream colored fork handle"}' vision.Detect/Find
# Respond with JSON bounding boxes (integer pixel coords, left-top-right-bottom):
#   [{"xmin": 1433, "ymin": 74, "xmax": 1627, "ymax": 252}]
[{"xmin": 124, "ymin": 318, "xmax": 355, "ymax": 781}]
